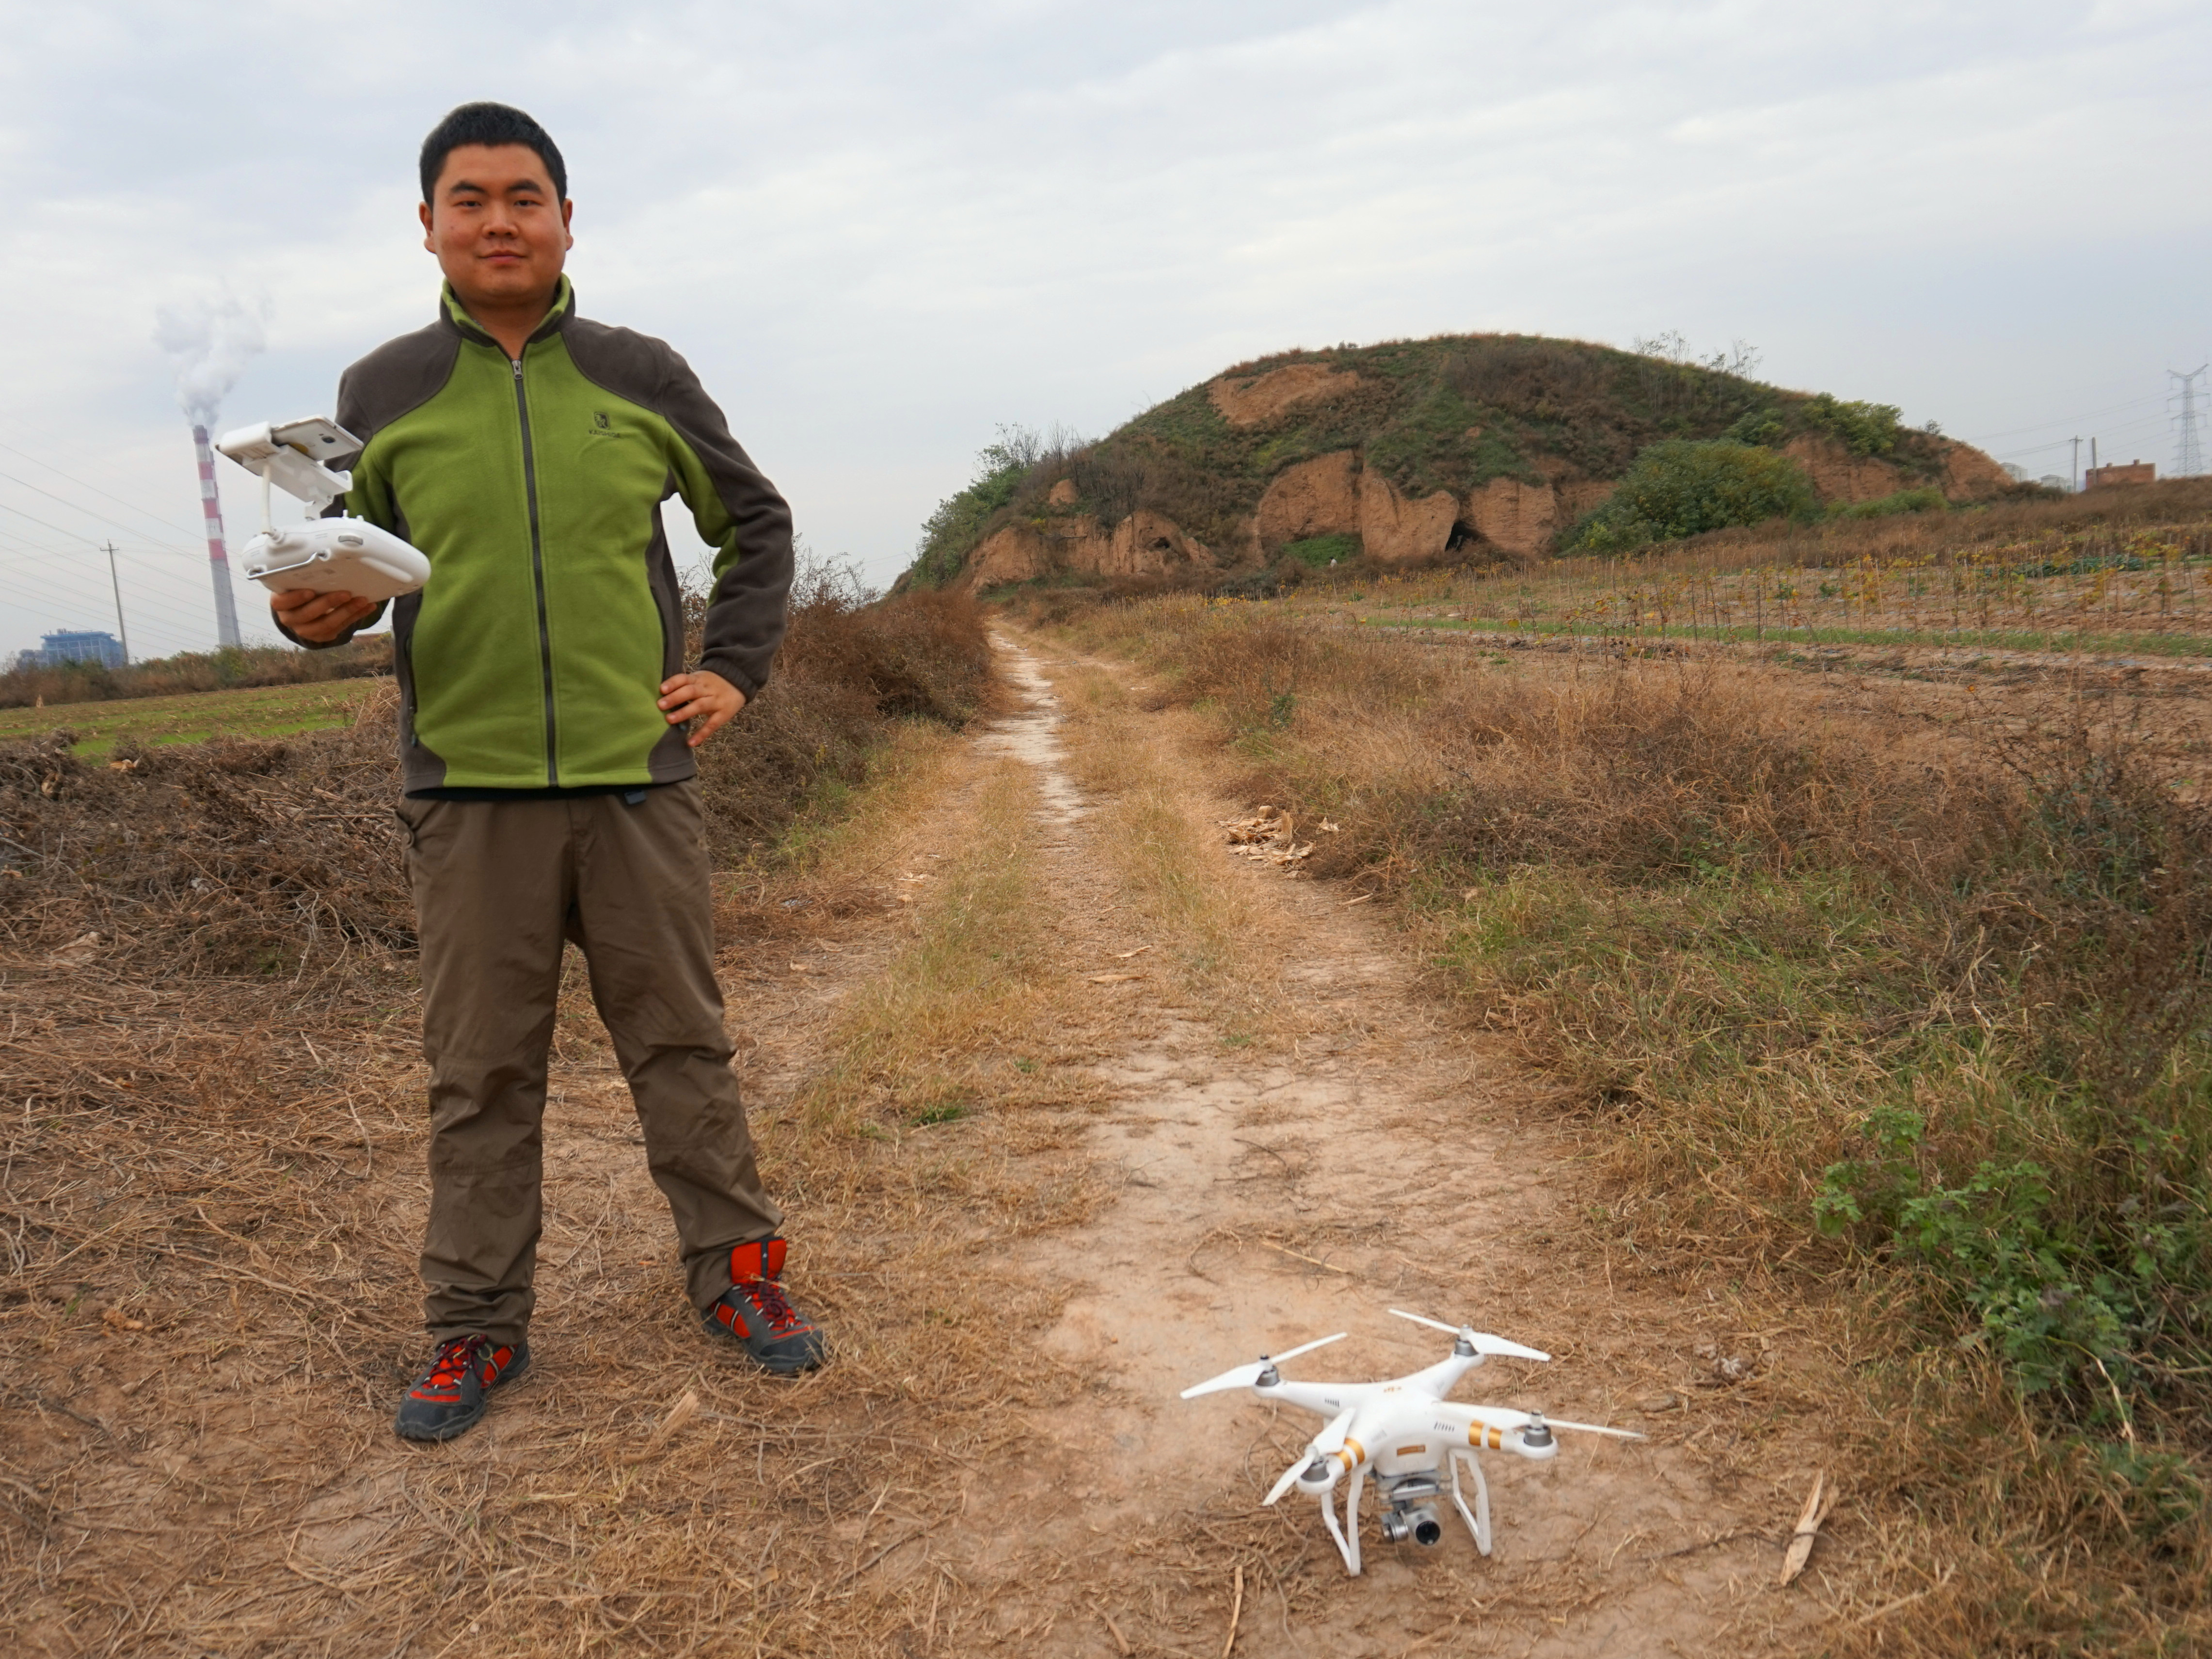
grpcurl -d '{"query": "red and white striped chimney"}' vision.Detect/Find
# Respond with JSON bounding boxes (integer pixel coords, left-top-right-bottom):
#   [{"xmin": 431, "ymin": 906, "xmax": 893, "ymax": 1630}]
[{"xmin": 192, "ymin": 422, "xmax": 243, "ymax": 650}]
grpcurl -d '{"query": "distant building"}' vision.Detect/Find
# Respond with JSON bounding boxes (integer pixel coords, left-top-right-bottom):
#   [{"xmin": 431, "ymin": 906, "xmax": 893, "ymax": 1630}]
[
  {"xmin": 2084, "ymin": 460, "xmax": 2156, "ymax": 490},
  {"xmin": 2003, "ymin": 463, "xmax": 2030, "ymax": 482},
  {"xmin": 14, "ymin": 629, "xmax": 126, "ymax": 671}
]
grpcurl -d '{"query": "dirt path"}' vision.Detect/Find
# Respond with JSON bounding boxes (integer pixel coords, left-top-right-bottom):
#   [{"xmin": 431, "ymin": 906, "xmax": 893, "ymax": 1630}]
[{"xmin": 878, "ymin": 634, "xmax": 1826, "ymax": 1656}]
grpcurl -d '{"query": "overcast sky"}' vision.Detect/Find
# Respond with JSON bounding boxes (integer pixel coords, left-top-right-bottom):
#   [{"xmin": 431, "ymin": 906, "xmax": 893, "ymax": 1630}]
[{"xmin": 2, "ymin": 0, "xmax": 2206, "ymax": 660}]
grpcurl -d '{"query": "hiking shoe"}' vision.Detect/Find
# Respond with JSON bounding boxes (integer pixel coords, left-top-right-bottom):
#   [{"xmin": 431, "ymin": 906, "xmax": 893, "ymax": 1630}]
[
  {"xmin": 703, "ymin": 1239, "xmax": 826, "ymax": 1374},
  {"xmin": 393, "ymin": 1334, "xmax": 530, "ymax": 1442}
]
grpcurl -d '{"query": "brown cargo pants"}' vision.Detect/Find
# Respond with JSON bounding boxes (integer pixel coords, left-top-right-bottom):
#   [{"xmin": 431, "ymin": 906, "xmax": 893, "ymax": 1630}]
[{"xmin": 397, "ymin": 781, "xmax": 780, "ymax": 1347}]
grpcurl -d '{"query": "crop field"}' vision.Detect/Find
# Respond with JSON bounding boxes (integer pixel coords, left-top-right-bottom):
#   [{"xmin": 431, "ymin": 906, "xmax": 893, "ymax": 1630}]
[
  {"xmin": 0, "ymin": 678, "xmax": 379, "ymax": 757},
  {"xmin": 1272, "ymin": 519, "xmax": 2212, "ymax": 662}
]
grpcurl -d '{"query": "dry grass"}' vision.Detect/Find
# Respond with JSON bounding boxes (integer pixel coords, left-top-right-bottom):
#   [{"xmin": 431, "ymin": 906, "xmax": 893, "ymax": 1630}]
[
  {"xmin": 691, "ymin": 572, "xmax": 997, "ymax": 863},
  {"xmin": 792, "ymin": 754, "xmax": 1102, "ymax": 1146},
  {"xmin": 0, "ymin": 584, "xmax": 1114, "ymax": 1656},
  {"xmin": 1046, "ymin": 595, "xmax": 2212, "ymax": 1655},
  {"xmin": 1049, "ymin": 663, "xmax": 1286, "ymax": 1041}
]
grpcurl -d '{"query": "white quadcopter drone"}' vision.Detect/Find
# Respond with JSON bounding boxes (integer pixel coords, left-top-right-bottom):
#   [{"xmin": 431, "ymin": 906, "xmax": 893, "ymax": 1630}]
[
  {"xmin": 1180, "ymin": 1310, "xmax": 1642, "ymax": 1575},
  {"xmin": 214, "ymin": 416, "xmax": 430, "ymax": 601}
]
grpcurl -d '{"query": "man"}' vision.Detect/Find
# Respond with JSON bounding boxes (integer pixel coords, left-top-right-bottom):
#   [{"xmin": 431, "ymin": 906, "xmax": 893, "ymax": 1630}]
[{"xmin": 277, "ymin": 101, "xmax": 825, "ymax": 1444}]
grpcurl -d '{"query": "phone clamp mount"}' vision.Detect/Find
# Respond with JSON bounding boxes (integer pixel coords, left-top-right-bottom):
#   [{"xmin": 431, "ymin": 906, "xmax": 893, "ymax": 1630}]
[{"xmin": 214, "ymin": 417, "xmax": 430, "ymax": 601}]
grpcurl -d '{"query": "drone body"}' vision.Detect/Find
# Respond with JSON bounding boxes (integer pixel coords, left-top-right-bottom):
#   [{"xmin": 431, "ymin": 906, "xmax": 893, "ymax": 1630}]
[{"xmin": 1180, "ymin": 1311, "xmax": 1639, "ymax": 1576}]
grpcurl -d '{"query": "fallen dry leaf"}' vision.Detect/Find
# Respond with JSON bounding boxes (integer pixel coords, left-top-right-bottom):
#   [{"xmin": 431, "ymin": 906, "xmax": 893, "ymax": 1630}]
[
  {"xmin": 101, "ymin": 1307, "xmax": 146, "ymax": 1333},
  {"xmin": 1085, "ymin": 973, "xmax": 1146, "ymax": 984},
  {"xmin": 628, "ymin": 1388, "xmax": 703, "ymax": 1465},
  {"xmin": 43, "ymin": 931, "xmax": 101, "ymax": 969},
  {"xmin": 1778, "ymin": 1470, "xmax": 1833, "ymax": 1586},
  {"xmin": 1110, "ymin": 946, "xmax": 1153, "ymax": 960}
]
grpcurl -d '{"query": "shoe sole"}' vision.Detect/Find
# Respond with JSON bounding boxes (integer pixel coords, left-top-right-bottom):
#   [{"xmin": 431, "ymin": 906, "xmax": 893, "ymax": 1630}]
[
  {"xmin": 393, "ymin": 1348, "xmax": 532, "ymax": 1442},
  {"xmin": 394, "ymin": 1397, "xmax": 491, "ymax": 1443},
  {"xmin": 755, "ymin": 1351, "xmax": 826, "ymax": 1376}
]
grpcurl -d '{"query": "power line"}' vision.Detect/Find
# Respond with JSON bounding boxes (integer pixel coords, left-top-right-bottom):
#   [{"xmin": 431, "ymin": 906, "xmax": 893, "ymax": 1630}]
[
  {"xmin": 0, "ymin": 437, "xmax": 209, "ymax": 544},
  {"xmin": 0, "ymin": 584, "xmax": 210, "ymax": 656},
  {"xmin": 1996, "ymin": 409, "xmax": 2175, "ymax": 463},
  {"xmin": 1966, "ymin": 390, "xmax": 2170, "ymax": 445},
  {"xmin": 0, "ymin": 560, "xmax": 177, "ymax": 634},
  {"xmin": 0, "ymin": 470, "xmax": 204, "ymax": 557},
  {"xmin": 0, "ymin": 535, "xmax": 221, "ymax": 609},
  {"xmin": 0, "ymin": 542, "xmax": 232, "ymax": 651},
  {"xmin": 0, "ymin": 499, "xmax": 255, "ymax": 621}
]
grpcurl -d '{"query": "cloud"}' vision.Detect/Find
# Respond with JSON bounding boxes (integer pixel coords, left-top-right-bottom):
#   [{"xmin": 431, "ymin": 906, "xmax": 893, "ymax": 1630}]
[{"xmin": 0, "ymin": 0, "xmax": 2206, "ymax": 659}]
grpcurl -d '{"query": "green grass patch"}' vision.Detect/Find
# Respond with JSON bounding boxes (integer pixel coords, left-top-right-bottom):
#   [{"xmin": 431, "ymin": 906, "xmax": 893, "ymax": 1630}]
[
  {"xmin": 1284, "ymin": 533, "xmax": 1361, "ymax": 569},
  {"xmin": 0, "ymin": 679, "xmax": 380, "ymax": 757}
]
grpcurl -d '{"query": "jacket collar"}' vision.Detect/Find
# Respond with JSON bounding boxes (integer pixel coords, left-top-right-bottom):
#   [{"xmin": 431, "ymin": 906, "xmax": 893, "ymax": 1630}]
[{"xmin": 439, "ymin": 275, "xmax": 575, "ymax": 351}]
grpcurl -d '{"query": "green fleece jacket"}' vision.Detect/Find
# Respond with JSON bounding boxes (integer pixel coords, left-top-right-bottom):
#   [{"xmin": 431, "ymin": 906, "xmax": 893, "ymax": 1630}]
[{"xmin": 289, "ymin": 279, "xmax": 793, "ymax": 794}]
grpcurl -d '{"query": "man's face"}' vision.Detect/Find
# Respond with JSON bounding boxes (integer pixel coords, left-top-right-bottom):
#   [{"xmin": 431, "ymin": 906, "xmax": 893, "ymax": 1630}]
[{"xmin": 419, "ymin": 144, "xmax": 573, "ymax": 314}]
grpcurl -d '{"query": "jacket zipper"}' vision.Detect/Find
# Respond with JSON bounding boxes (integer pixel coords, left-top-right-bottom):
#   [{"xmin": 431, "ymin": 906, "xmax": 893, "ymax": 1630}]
[{"xmin": 512, "ymin": 353, "xmax": 558, "ymax": 784}]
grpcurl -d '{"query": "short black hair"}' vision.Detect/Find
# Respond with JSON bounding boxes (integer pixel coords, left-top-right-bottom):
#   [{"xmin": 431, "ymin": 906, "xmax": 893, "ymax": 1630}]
[{"xmin": 419, "ymin": 102, "xmax": 567, "ymax": 205}]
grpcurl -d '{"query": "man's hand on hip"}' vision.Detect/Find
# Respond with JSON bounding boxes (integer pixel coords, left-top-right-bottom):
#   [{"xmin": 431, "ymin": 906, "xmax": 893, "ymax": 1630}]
[
  {"xmin": 272, "ymin": 588, "xmax": 380, "ymax": 644},
  {"xmin": 658, "ymin": 669, "xmax": 746, "ymax": 747}
]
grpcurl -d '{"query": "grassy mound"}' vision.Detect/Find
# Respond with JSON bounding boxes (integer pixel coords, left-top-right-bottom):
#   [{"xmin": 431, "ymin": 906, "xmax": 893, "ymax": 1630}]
[{"xmin": 902, "ymin": 335, "xmax": 1973, "ymax": 590}]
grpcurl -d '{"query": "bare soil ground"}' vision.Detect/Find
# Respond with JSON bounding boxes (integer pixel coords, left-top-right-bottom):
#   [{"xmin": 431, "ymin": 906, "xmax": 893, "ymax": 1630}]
[{"xmin": 3, "ymin": 631, "xmax": 1857, "ymax": 1656}]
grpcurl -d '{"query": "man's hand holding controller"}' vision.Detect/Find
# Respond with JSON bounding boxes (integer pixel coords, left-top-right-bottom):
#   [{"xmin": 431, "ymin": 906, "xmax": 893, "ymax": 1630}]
[{"xmin": 271, "ymin": 588, "xmax": 382, "ymax": 644}]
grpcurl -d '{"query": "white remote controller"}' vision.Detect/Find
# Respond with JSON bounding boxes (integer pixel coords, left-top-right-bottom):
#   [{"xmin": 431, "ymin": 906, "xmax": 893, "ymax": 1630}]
[
  {"xmin": 215, "ymin": 416, "xmax": 431, "ymax": 600},
  {"xmin": 239, "ymin": 519, "xmax": 431, "ymax": 601}
]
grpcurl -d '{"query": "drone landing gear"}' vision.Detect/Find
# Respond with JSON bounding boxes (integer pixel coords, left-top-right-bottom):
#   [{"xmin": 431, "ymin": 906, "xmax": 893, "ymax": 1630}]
[
  {"xmin": 1320, "ymin": 1465, "xmax": 1366, "ymax": 1575},
  {"xmin": 1449, "ymin": 1448, "xmax": 1493, "ymax": 1556}
]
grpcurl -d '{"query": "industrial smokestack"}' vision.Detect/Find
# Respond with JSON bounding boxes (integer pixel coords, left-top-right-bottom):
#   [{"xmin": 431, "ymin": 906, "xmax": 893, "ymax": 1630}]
[
  {"xmin": 190, "ymin": 422, "xmax": 242, "ymax": 649},
  {"xmin": 154, "ymin": 296, "xmax": 268, "ymax": 650}
]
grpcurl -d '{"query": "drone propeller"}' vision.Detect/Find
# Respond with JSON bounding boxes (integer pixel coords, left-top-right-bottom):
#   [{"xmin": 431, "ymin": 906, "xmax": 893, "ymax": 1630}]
[
  {"xmin": 1263, "ymin": 1405, "xmax": 1356, "ymax": 1505},
  {"xmin": 1263, "ymin": 1454, "xmax": 1317, "ymax": 1506},
  {"xmin": 1462, "ymin": 1403, "xmax": 1644, "ymax": 1441},
  {"xmin": 1178, "ymin": 1331, "xmax": 1348, "ymax": 1400},
  {"xmin": 1388, "ymin": 1308, "xmax": 1551, "ymax": 1363}
]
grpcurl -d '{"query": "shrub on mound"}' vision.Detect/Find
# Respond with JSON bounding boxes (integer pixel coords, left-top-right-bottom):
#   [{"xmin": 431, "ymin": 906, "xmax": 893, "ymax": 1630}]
[
  {"xmin": 1832, "ymin": 484, "xmax": 1947, "ymax": 520},
  {"xmin": 1561, "ymin": 438, "xmax": 1819, "ymax": 553}
]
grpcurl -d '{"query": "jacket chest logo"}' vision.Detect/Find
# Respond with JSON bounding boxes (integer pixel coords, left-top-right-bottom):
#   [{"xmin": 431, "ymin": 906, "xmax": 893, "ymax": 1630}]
[{"xmin": 588, "ymin": 411, "xmax": 624, "ymax": 438}]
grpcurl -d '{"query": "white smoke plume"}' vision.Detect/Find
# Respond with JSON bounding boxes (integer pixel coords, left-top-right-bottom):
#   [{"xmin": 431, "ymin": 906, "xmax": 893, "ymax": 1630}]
[{"xmin": 153, "ymin": 293, "xmax": 271, "ymax": 429}]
